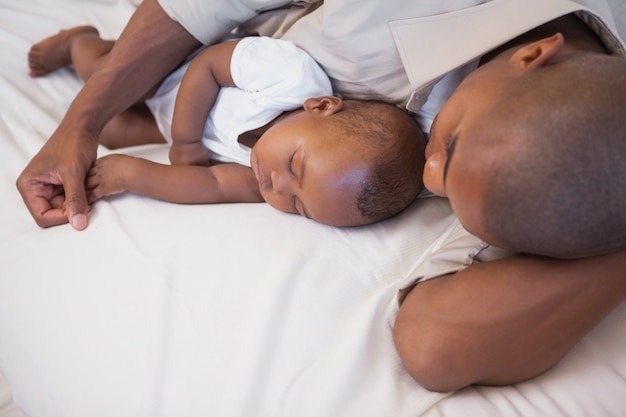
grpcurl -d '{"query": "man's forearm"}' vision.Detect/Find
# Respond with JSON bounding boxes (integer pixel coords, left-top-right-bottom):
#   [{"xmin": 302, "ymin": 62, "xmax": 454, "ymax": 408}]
[
  {"xmin": 394, "ymin": 250, "xmax": 626, "ymax": 392},
  {"xmin": 66, "ymin": 0, "xmax": 201, "ymax": 136}
]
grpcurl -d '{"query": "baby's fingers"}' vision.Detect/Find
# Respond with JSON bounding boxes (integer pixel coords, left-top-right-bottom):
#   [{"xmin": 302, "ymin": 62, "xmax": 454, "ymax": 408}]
[
  {"xmin": 86, "ymin": 186, "xmax": 104, "ymax": 204},
  {"xmin": 85, "ymin": 165, "xmax": 99, "ymax": 189}
]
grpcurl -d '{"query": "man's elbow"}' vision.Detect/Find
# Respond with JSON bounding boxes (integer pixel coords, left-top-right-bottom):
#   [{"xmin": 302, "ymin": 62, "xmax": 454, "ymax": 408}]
[{"xmin": 392, "ymin": 318, "xmax": 473, "ymax": 393}]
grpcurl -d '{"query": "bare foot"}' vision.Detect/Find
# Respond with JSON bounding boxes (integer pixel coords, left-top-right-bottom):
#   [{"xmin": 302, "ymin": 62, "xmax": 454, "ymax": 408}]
[{"xmin": 28, "ymin": 26, "xmax": 99, "ymax": 77}]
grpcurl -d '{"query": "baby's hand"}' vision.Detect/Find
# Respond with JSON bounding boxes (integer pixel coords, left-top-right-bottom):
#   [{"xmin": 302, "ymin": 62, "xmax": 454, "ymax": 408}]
[
  {"xmin": 169, "ymin": 141, "xmax": 210, "ymax": 166},
  {"xmin": 86, "ymin": 154, "xmax": 132, "ymax": 203}
]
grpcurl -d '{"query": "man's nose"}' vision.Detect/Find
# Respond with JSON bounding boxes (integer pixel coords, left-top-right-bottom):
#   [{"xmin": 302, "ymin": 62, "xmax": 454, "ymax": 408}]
[
  {"xmin": 423, "ymin": 153, "xmax": 447, "ymax": 197},
  {"xmin": 424, "ymin": 136, "xmax": 440, "ymax": 159}
]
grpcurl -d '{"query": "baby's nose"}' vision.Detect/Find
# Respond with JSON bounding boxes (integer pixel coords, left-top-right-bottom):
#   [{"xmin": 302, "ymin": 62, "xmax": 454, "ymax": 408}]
[{"xmin": 270, "ymin": 170, "xmax": 290, "ymax": 195}]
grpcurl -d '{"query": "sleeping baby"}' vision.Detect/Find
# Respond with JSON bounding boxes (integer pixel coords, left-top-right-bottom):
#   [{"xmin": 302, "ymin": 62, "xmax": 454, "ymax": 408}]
[{"xmin": 29, "ymin": 26, "xmax": 425, "ymax": 226}]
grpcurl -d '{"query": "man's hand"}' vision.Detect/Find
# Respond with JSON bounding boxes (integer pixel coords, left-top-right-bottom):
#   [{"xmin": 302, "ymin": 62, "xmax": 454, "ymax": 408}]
[
  {"xmin": 16, "ymin": 0, "xmax": 220, "ymax": 230},
  {"xmin": 16, "ymin": 127, "xmax": 98, "ymax": 230}
]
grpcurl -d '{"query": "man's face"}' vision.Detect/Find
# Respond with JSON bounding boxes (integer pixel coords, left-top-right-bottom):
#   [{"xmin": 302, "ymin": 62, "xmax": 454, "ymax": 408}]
[{"xmin": 423, "ymin": 59, "xmax": 513, "ymax": 242}]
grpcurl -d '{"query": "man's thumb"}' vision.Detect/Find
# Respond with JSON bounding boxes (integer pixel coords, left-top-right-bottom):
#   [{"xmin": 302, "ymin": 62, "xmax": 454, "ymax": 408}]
[{"xmin": 66, "ymin": 192, "xmax": 89, "ymax": 231}]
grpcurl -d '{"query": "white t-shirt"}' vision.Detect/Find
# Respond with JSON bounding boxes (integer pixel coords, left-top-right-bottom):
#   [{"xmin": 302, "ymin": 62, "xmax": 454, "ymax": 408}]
[{"xmin": 145, "ymin": 36, "xmax": 332, "ymax": 166}]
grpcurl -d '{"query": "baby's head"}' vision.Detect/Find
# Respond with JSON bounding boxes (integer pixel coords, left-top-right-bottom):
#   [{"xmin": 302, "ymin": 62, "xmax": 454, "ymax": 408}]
[
  {"xmin": 251, "ymin": 96, "xmax": 425, "ymax": 227},
  {"xmin": 335, "ymin": 99, "xmax": 426, "ymax": 225}
]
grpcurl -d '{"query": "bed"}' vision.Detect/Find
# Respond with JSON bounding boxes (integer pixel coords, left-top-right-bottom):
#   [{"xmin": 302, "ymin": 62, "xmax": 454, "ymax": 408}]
[{"xmin": 1, "ymin": 1, "xmax": 625, "ymax": 416}]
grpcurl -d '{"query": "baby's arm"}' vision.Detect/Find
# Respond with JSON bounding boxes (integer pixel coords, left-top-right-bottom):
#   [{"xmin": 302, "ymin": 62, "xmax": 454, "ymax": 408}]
[
  {"xmin": 87, "ymin": 154, "xmax": 263, "ymax": 204},
  {"xmin": 169, "ymin": 40, "xmax": 239, "ymax": 166}
]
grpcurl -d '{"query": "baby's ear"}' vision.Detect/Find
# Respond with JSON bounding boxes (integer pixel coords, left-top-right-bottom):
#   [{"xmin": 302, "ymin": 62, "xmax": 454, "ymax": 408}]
[
  {"xmin": 303, "ymin": 96, "xmax": 344, "ymax": 115},
  {"xmin": 510, "ymin": 33, "xmax": 564, "ymax": 71}
]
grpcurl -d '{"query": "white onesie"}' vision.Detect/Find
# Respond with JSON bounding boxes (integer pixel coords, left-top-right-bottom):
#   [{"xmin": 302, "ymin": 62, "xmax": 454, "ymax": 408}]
[{"xmin": 145, "ymin": 36, "xmax": 332, "ymax": 166}]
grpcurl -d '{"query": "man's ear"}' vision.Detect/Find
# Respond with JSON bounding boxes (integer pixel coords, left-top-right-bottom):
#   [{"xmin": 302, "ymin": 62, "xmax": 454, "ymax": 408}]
[
  {"xmin": 303, "ymin": 96, "xmax": 344, "ymax": 116},
  {"xmin": 510, "ymin": 33, "xmax": 565, "ymax": 71}
]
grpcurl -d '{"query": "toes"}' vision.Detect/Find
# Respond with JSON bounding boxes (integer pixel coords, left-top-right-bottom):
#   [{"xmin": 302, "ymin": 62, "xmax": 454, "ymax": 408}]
[
  {"xmin": 25, "ymin": 26, "xmax": 99, "ymax": 77},
  {"xmin": 27, "ymin": 47, "xmax": 49, "ymax": 77}
]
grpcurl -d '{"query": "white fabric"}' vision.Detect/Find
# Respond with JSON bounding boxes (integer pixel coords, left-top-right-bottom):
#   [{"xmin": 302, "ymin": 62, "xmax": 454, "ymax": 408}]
[
  {"xmin": 157, "ymin": 0, "xmax": 488, "ymax": 105},
  {"xmin": 156, "ymin": 0, "xmax": 292, "ymax": 45},
  {"xmin": 145, "ymin": 36, "xmax": 332, "ymax": 166},
  {"xmin": 390, "ymin": 0, "xmax": 626, "ymax": 130},
  {"xmin": 0, "ymin": 2, "xmax": 477, "ymax": 416},
  {"xmin": 1, "ymin": 1, "xmax": 626, "ymax": 417},
  {"xmin": 0, "ymin": 373, "xmax": 23, "ymax": 417}
]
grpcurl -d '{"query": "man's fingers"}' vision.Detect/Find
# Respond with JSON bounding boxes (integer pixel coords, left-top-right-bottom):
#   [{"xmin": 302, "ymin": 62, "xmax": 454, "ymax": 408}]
[
  {"xmin": 29, "ymin": 196, "xmax": 69, "ymax": 228},
  {"xmin": 38, "ymin": 208, "xmax": 71, "ymax": 228},
  {"xmin": 63, "ymin": 178, "xmax": 90, "ymax": 231},
  {"xmin": 16, "ymin": 174, "xmax": 67, "ymax": 228},
  {"xmin": 70, "ymin": 213, "xmax": 88, "ymax": 231}
]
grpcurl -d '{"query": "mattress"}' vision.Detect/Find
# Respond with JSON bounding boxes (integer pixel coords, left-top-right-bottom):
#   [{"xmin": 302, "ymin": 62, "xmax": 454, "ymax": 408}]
[{"xmin": 1, "ymin": 1, "xmax": 625, "ymax": 416}]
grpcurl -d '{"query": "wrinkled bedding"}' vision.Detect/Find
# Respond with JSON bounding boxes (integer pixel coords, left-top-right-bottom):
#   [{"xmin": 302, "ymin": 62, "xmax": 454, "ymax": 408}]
[{"xmin": 1, "ymin": 1, "xmax": 625, "ymax": 416}]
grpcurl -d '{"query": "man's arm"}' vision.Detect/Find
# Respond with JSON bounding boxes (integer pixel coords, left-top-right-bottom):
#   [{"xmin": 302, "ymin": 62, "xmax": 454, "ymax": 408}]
[
  {"xmin": 84, "ymin": 0, "xmax": 202, "ymax": 131},
  {"xmin": 16, "ymin": 0, "xmax": 201, "ymax": 230},
  {"xmin": 393, "ymin": 249, "xmax": 626, "ymax": 392}
]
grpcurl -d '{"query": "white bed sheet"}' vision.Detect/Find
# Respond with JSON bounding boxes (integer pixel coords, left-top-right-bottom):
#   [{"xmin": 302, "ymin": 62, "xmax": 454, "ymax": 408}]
[
  {"xmin": 0, "ymin": 2, "xmax": 457, "ymax": 416},
  {"xmin": 0, "ymin": 1, "xmax": 624, "ymax": 417}
]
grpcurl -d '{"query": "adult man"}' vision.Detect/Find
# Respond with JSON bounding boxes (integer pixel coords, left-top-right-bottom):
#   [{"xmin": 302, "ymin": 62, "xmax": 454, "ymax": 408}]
[
  {"xmin": 402, "ymin": 3, "xmax": 626, "ymax": 259},
  {"xmin": 389, "ymin": 0, "xmax": 626, "ymax": 391},
  {"xmin": 16, "ymin": 0, "xmax": 626, "ymax": 392}
]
